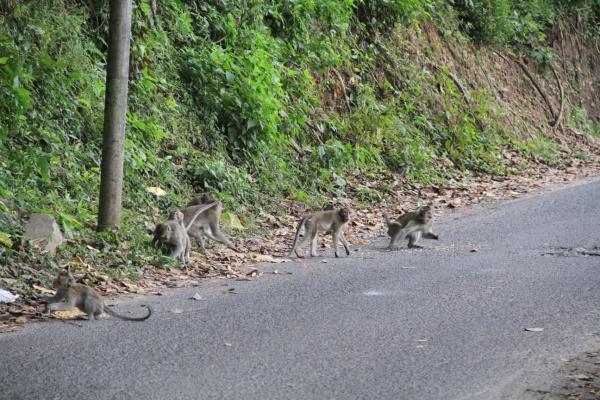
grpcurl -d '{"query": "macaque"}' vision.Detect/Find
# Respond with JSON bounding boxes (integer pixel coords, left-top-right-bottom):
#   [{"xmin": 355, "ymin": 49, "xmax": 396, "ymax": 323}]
[
  {"xmin": 183, "ymin": 193, "xmax": 236, "ymax": 251},
  {"xmin": 288, "ymin": 208, "xmax": 351, "ymax": 258},
  {"xmin": 188, "ymin": 192, "xmax": 217, "ymax": 205},
  {"xmin": 384, "ymin": 205, "xmax": 439, "ymax": 250},
  {"xmin": 43, "ymin": 268, "xmax": 151, "ymax": 321},
  {"xmin": 153, "ymin": 201, "xmax": 218, "ymax": 263}
]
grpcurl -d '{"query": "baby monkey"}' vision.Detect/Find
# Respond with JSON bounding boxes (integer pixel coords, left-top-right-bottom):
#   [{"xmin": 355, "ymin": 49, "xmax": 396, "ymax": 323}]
[
  {"xmin": 384, "ymin": 204, "xmax": 439, "ymax": 250},
  {"xmin": 43, "ymin": 268, "xmax": 151, "ymax": 321},
  {"xmin": 153, "ymin": 201, "xmax": 218, "ymax": 263},
  {"xmin": 288, "ymin": 207, "xmax": 351, "ymax": 258}
]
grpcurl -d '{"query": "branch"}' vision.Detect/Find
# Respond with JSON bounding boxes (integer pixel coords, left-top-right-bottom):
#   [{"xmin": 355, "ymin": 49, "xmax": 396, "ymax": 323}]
[
  {"xmin": 493, "ymin": 50, "xmax": 557, "ymax": 124},
  {"xmin": 549, "ymin": 62, "xmax": 564, "ymax": 129}
]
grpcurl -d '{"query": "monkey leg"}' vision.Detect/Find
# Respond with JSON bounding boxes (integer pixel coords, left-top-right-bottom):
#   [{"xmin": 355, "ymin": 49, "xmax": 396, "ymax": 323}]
[
  {"xmin": 47, "ymin": 302, "xmax": 74, "ymax": 312},
  {"xmin": 310, "ymin": 233, "xmax": 319, "ymax": 257},
  {"xmin": 340, "ymin": 234, "xmax": 350, "ymax": 256},
  {"xmin": 407, "ymin": 231, "xmax": 423, "ymax": 248},
  {"xmin": 203, "ymin": 227, "xmax": 235, "ymax": 249},
  {"xmin": 294, "ymin": 232, "xmax": 309, "ymax": 258},
  {"xmin": 387, "ymin": 234, "xmax": 399, "ymax": 250},
  {"xmin": 188, "ymin": 228, "xmax": 206, "ymax": 251},
  {"xmin": 184, "ymin": 239, "xmax": 191, "ymax": 264},
  {"xmin": 168, "ymin": 243, "xmax": 186, "ymax": 261},
  {"xmin": 423, "ymin": 231, "xmax": 439, "ymax": 240},
  {"xmin": 333, "ymin": 232, "xmax": 340, "ymax": 257}
]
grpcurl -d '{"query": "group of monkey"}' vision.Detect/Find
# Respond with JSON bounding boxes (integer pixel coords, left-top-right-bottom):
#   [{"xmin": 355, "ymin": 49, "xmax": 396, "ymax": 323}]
[{"xmin": 42, "ymin": 193, "xmax": 439, "ymax": 322}]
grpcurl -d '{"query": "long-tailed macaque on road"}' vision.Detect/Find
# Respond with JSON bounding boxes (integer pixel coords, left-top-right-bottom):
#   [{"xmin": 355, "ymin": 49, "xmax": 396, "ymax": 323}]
[
  {"xmin": 288, "ymin": 207, "xmax": 351, "ymax": 258},
  {"xmin": 384, "ymin": 205, "xmax": 439, "ymax": 250},
  {"xmin": 43, "ymin": 268, "xmax": 151, "ymax": 321}
]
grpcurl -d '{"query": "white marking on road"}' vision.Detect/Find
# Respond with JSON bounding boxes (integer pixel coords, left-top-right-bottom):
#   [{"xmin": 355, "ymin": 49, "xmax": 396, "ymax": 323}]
[{"xmin": 363, "ymin": 289, "xmax": 385, "ymax": 296}]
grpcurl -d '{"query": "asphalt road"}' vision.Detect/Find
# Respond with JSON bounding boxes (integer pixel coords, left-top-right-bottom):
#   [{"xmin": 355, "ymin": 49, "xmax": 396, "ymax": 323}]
[{"xmin": 1, "ymin": 179, "xmax": 599, "ymax": 400}]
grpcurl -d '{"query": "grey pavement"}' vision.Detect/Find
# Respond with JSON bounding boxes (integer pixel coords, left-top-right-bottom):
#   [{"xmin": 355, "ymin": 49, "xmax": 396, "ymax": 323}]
[{"xmin": 1, "ymin": 179, "xmax": 599, "ymax": 400}]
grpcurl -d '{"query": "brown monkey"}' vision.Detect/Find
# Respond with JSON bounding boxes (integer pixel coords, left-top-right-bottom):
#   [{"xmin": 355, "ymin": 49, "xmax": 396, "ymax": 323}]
[
  {"xmin": 183, "ymin": 193, "xmax": 236, "ymax": 251},
  {"xmin": 153, "ymin": 202, "xmax": 218, "ymax": 263},
  {"xmin": 43, "ymin": 268, "xmax": 151, "ymax": 321},
  {"xmin": 384, "ymin": 205, "xmax": 439, "ymax": 250},
  {"xmin": 288, "ymin": 208, "xmax": 351, "ymax": 258}
]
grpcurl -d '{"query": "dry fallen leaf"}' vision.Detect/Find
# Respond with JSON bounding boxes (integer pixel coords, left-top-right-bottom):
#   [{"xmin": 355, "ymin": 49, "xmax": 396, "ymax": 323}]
[
  {"xmin": 53, "ymin": 309, "xmax": 85, "ymax": 319},
  {"xmin": 32, "ymin": 284, "xmax": 55, "ymax": 295},
  {"xmin": 224, "ymin": 342, "xmax": 233, "ymax": 347},
  {"xmin": 190, "ymin": 293, "xmax": 203, "ymax": 301},
  {"xmin": 147, "ymin": 186, "xmax": 167, "ymax": 196},
  {"xmin": 252, "ymin": 254, "xmax": 290, "ymax": 263}
]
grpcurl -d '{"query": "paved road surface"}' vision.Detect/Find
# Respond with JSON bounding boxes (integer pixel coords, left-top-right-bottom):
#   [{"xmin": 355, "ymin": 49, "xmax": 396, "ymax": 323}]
[{"xmin": 1, "ymin": 179, "xmax": 599, "ymax": 400}]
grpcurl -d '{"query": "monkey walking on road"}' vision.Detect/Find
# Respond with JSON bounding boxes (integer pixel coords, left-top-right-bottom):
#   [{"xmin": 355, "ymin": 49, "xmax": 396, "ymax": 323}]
[{"xmin": 288, "ymin": 207, "xmax": 352, "ymax": 258}]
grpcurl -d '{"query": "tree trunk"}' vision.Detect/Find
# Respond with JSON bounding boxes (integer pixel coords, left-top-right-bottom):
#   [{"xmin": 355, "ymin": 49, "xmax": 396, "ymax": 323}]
[{"xmin": 97, "ymin": 0, "xmax": 132, "ymax": 231}]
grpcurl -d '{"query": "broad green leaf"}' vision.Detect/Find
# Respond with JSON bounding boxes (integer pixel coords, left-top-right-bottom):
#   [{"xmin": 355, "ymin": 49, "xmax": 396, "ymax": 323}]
[{"xmin": 0, "ymin": 232, "xmax": 13, "ymax": 248}]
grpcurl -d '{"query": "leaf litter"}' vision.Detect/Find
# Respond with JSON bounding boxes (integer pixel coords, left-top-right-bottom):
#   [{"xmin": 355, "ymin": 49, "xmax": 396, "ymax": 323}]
[{"xmin": 2, "ymin": 147, "xmax": 600, "ymax": 332}]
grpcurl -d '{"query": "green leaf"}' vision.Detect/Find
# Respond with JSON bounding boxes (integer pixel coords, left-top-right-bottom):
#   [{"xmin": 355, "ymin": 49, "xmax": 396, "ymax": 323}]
[
  {"xmin": 37, "ymin": 156, "xmax": 49, "ymax": 181},
  {"xmin": 14, "ymin": 87, "xmax": 33, "ymax": 109},
  {"xmin": 0, "ymin": 232, "xmax": 13, "ymax": 248}
]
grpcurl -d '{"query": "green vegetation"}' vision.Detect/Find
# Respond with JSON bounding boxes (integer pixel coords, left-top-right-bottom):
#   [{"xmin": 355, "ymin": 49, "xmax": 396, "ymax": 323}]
[{"xmin": 1, "ymin": 0, "xmax": 599, "ymax": 286}]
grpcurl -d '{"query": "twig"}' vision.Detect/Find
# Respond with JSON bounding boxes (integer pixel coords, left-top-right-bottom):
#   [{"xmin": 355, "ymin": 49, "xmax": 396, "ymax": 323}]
[
  {"xmin": 549, "ymin": 62, "xmax": 564, "ymax": 129},
  {"xmin": 332, "ymin": 68, "xmax": 352, "ymax": 113}
]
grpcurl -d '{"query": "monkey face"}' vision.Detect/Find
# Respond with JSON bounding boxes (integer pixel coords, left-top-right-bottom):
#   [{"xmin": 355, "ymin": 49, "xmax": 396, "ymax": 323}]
[
  {"xmin": 53, "ymin": 270, "xmax": 75, "ymax": 289},
  {"xmin": 168, "ymin": 210, "xmax": 184, "ymax": 223},
  {"xmin": 339, "ymin": 208, "xmax": 351, "ymax": 222},
  {"xmin": 159, "ymin": 224, "xmax": 175, "ymax": 241}
]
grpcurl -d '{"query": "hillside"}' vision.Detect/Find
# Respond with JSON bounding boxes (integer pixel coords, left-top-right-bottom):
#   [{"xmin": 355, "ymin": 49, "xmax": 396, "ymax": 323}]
[{"xmin": 1, "ymin": 0, "xmax": 600, "ymax": 319}]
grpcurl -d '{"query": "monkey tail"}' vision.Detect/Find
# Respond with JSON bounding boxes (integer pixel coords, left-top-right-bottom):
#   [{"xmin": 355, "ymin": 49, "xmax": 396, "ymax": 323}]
[
  {"xmin": 105, "ymin": 305, "xmax": 152, "ymax": 321},
  {"xmin": 383, "ymin": 212, "xmax": 391, "ymax": 227},
  {"xmin": 183, "ymin": 201, "xmax": 219, "ymax": 231},
  {"xmin": 288, "ymin": 217, "xmax": 307, "ymax": 257}
]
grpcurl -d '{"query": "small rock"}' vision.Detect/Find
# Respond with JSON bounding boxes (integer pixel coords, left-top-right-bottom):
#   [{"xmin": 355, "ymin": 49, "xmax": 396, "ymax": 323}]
[
  {"xmin": 24, "ymin": 214, "xmax": 64, "ymax": 254},
  {"xmin": 0, "ymin": 289, "xmax": 19, "ymax": 303},
  {"xmin": 190, "ymin": 293, "xmax": 203, "ymax": 301}
]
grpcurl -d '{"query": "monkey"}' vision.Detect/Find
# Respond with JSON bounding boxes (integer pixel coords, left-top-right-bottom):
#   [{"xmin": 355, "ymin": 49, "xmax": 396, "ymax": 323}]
[
  {"xmin": 288, "ymin": 207, "xmax": 351, "ymax": 258},
  {"xmin": 153, "ymin": 201, "xmax": 219, "ymax": 263},
  {"xmin": 188, "ymin": 192, "xmax": 218, "ymax": 205},
  {"xmin": 183, "ymin": 193, "xmax": 237, "ymax": 251},
  {"xmin": 383, "ymin": 204, "xmax": 439, "ymax": 250},
  {"xmin": 43, "ymin": 268, "xmax": 151, "ymax": 321}
]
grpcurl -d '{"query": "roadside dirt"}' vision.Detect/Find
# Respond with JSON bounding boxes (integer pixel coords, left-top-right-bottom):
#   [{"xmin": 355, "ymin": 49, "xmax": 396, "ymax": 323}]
[{"xmin": 528, "ymin": 349, "xmax": 600, "ymax": 400}]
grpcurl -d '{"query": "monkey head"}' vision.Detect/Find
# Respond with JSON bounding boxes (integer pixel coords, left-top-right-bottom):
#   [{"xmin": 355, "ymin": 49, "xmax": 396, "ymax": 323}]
[
  {"xmin": 168, "ymin": 209, "xmax": 184, "ymax": 223},
  {"xmin": 417, "ymin": 205, "xmax": 433, "ymax": 224},
  {"xmin": 53, "ymin": 268, "xmax": 76, "ymax": 289},
  {"xmin": 338, "ymin": 207, "xmax": 351, "ymax": 223}
]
